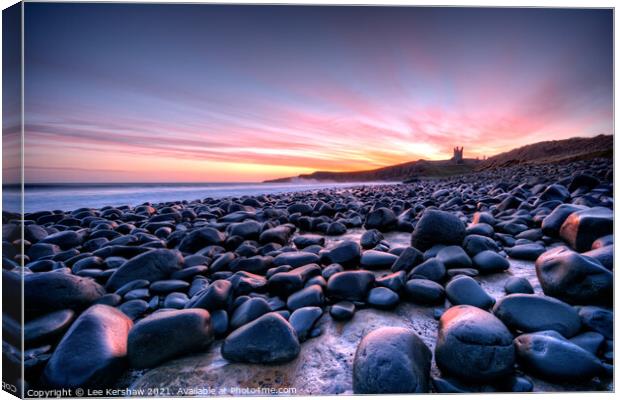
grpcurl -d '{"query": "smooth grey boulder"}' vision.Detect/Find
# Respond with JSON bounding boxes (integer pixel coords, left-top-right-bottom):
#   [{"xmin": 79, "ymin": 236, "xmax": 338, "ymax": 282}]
[
  {"xmin": 463, "ymin": 234, "xmax": 500, "ymax": 256},
  {"xmin": 128, "ymin": 309, "xmax": 213, "ymax": 369},
  {"xmin": 578, "ymin": 306, "xmax": 613, "ymax": 339},
  {"xmin": 366, "ymin": 287, "xmax": 400, "ymax": 310},
  {"xmin": 230, "ymin": 297, "xmax": 271, "ymax": 329},
  {"xmin": 503, "ymin": 277, "xmax": 534, "ymax": 295},
  {"xmin": 435, "ymin": 305, "xmax": 514, "ymax": 382},
  {"xmin": 221, "ymin": 312, "xmax": 300, "ymax": 363},
  {"xmin": 41, "ymin": 305, "xmax": 133, "ymax": 388},
  {"xmin": 106, "ymin": 249, "xmax": 184, "ymax": 291},
  {"xmin": 472, "ymin": 250, "xmax": 509, "ymax": 274},
  {"xmin": 436, "ymin": 246, "xmax": 472, "ymax": 269},
  {"xmin": 581, "ymin": 245, "xmax": 613, "ymax": 270},
  {"xmin": 506, "ymin": 243, "xmax": 546, "ymax": 261},
  {"xmin": 329, "ymin": 301, "xmax": 355, "ymax": 321},
  {"xmin": 360, "ymin": 229, "xmax": 384, "ymax": 249},
  {"xmin": 515, "ymin": 331, "xmax": 605, "ymax": 381},
  {"xmin": 178, "ymin": 227, "xmax": 225, "ymax": 253},
  {"xmin": 353, "ymin": 327, "xmax": 431, "ymax": 393},
  {"xmin": 535, "ymin": 246, "xmax": 612, "ymax": 305},
  {"xmin": 445, "ymin": 276, "xmax": 495, "ymax": 309},
  {"xmin": 287, "ymin": 284, "xmax": 324, "ymax": 310},
  {"xmin": 364, "ymin": 207, "xmax": 397, "ymax": 232},
  {"xmin": 492, "ymin": 294, "xmax": 581, "ymax": 338},
  {"xmin": 25, "ymin": 272, "xmax": 105, "ymax": 317},
  {"xmin": 273, "ymin": 251, "xmax": 320, "ymax": 268},
  {"xmin": 391, "ymin": 246, "xmax": 423, "ymax": 272},
  {"xmin": 559, "ymin": 207, "xmax": 613, "ymax": 252},
  {"xmin": 541, "ymin": 204, "xmax": 586, "ymax": 236},
  {"xmin": 24, "ymin": 309, "xmax": 75, "ymax": 346},
  {"xmin": 360, "ymin": 250, "xmax": 398, "ymax": 270},
  {"xmin": 404, "ymin": 279, "xmax": 445, "ymax": 305},
  {"xmin": 408, "ymin": 258, "xmax": 446, "ymax": 282},
  {"xmin": 326, "ymin": 271, "xmax": 375, "ymax": 302},
  {"xmin": 411, "ymin": 210, "xmax": 466, "ymax": 251},
  {"xmin": 289, "ymin": 306, "xmax": 323, "ymax": 342},
  {"xmin": 324, "ymin": 240, "xmax": 361, "ymax": 267}
]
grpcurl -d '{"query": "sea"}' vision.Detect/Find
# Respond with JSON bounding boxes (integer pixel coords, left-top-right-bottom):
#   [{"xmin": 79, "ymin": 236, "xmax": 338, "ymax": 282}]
[{"xmin": 3, "ymin": 181, "xmax": 395, "ymax": 213}]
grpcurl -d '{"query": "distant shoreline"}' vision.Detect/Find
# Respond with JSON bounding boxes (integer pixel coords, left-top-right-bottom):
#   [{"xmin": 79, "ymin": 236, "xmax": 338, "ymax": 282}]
[{"xmin": 5, "ymin": 181, "xmax": 398, "ymax": 214}]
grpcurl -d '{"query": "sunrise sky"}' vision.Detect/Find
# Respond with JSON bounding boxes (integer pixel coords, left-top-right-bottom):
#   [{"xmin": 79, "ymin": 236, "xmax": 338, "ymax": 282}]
[{"xmin": 22, "ymin": 4, "xmax": 612, "ymax": 183}]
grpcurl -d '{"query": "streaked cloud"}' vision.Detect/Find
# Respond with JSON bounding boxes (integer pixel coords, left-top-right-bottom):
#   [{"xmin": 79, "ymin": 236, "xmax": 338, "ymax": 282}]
[{"xmin": 21, "ymin": 5, "xmax": 612, "ymax": 182}]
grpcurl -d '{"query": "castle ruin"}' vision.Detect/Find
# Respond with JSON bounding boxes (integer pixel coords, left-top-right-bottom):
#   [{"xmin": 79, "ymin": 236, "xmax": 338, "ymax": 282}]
[{"xmin": 453, "ymin": 146, "xmax": 464, "ymax": 164}]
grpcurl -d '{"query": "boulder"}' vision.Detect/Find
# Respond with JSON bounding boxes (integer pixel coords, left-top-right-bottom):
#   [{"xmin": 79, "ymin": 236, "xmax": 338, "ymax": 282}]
[
  {"xmin": 535, "ymin": 246, "xmax": 612, "ymax": 305},
  {"xmin": 24, "ymin": 309, "xmax": 75, "ymax": 346},
  {"xmin": 581, "ymin": 245, "xmax": 613, "ymax": 270},
  {"xmin": 178, "ymin": 227, "xmax": 225, "ymax": 253},
  {"xmin": 360, "ymin": 250, "xmax": 398, "ymax": 270},
  {"xmin": 293, "ymin": 234, "xmax": 325, "ymax": 249},
  {"xmin": 326, "ymin": 271, "xmax": 375, "ymax": 302},
  {"xmin": 408, "ymin": 258, "xmax": 446, "ymax": 282},
  {"xmin": 436, "ymin": 246, "xmax": 472, "ymax": 269},
  {"xmin": 40, "ymin": 230, "xmax": 83, "ymax": 250},
  {"xmin": 324, "ymin": 240, "xmax": 361, "ymax": 267},
  {"xmin": 185, "ymin": 279, "xmax": 232, "ymax": 311},
  {"xmin": 445, "ymin": 276, "xmax": 495, "ymax": 309},
  {"xmin": 411, "ymin": 210, "xmax": 466, "ymax": 251},
  {"xmin": 360, "ymin": 229, "xmax": 384, "ymax": 249},
  {"xmin": 106, "ymin": 249, "xmax": 184, "ymax": 291},
  {"xmin": 577, "ymin": 306, "xmax": 612, "ymax": 339},
  {"xmin": 391, "ymin": 246, "xmax": 424, "ymax": 272},
  {"xmin": 375, "ymin": 271, "xmax": 406, "ymax": 292},
  {"xmin": 367, "ymin": 287, "xmax": 400, "ymax": 310},
  {"xmin": 435, "ymin": 305, "xmax": 515, "ymax": 382},
  {"xmin": 273, "ymin": 251, "xmax": 320, "ymax": 268},
  {"xmin": 462, "ymin": 234, "xmax": 500, "ymax": 256},
  {"xmin": 41, "ymin": 305, "xmax": 133, "ymax": 388},
  {"xmin": 559, "ymin": 207, "xmax": 613, "ymax": 252},
  {"xmin": 230, "ymin": 297, "xmax": 271, "ymax": 329},
  {"xmin": 229, "ymin": 255, "xmax": 273, "ymax": 274},
  {"xmin": 329, "ymin": 301, "xmax": 355, "ymax": 321},
  {"xmin": 353, "ymin": 327, "xmax": 431, "ymax": 393},
  {"xmin": 514, "ymin": 331, "xmax": 605, "ymax": 381},
  {"xmin": 506, "ymin": 243, "xmax": 546, "ymax": 261},
  {"xmin": 404, "ymin": 279, "xmax": 445, "ymax": 305},
  {"xmin": 364, "ymin": 207, "xmax": 397, "ymax": 232},
  {"xmin": 492, "ymin": 294, "xmax": 581, "ymax": 337},
  {"xmin": 503, "ymin": 277, "xmax": 534, "ymax": 295},
  {"xmin": 221, "ymin": 313, "xmax": 300, "ymax": 363},
  {"xmin": 259, "ymin": 225, "xmax": 295, "ymax": 245},
  {"xmin": 289, "ymin": 306, "xmax": 323, "ymax": 342},
  {"xmin": 128, "ymin": 309, "xmax": 213, "ymax": 369},
  {"xmin": 287, "ymin": 284, "xmax": 324, "ymax": 310},
  {"xmin": 25, "ymin": 272, "xmax": 105, "ymax": 317},
  {"xmin": 472, "ymin": 251, "xmax": 509, "ymax": 274}
]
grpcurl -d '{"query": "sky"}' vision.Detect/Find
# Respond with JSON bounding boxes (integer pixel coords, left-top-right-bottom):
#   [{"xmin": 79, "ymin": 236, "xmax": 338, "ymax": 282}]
[{"xmin": 21, "ymin": 4, "xmax": 613, "ymax": 183}]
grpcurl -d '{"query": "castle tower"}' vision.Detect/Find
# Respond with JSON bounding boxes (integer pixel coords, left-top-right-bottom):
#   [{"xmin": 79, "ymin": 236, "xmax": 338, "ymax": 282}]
[{"xmin": 453, "ymin": 146, "xmax": 464, "ymax": 165}]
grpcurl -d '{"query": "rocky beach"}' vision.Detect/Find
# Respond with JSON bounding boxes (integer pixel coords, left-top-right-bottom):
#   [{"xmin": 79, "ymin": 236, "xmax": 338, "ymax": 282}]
[{"xmin": 2, "ymin": 157, "xmax": 614, "ymax": 395}]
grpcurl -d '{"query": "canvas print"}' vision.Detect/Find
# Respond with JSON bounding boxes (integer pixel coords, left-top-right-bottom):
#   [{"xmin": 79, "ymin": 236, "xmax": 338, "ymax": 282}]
[{"xmin": 1, "ymin": 2, "xmax": 614, "ymax": 397}]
